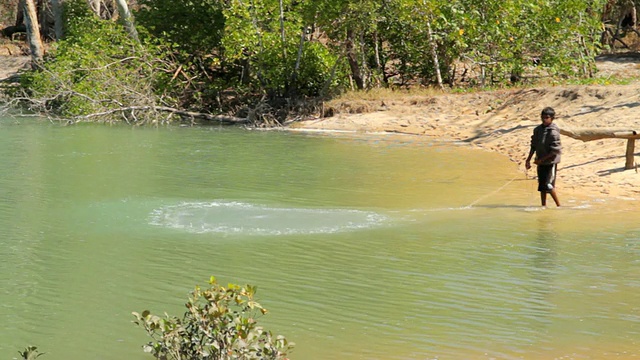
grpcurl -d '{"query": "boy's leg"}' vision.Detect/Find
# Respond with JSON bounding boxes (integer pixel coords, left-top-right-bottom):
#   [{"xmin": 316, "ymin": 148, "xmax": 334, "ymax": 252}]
[
  {"xmin": 549, "ymin": 189, "xmax": 560, "ymax": 207},
  {"xmin": 537, "ymin": 165, "xmax": 548, "ymax": 206},
  {"xmin": 537, "ymin": 164, "xmax": 559, "ymax": 207}
]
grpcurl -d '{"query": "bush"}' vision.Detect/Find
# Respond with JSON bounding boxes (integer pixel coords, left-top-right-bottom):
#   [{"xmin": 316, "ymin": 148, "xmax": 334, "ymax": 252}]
[
  {"xmin": 15, "ymin": 0, "xmax": 183, "ymax": 123},
  {"xmin": 132, "ymin": 276, "xmax": 293, "ymax": 360}
]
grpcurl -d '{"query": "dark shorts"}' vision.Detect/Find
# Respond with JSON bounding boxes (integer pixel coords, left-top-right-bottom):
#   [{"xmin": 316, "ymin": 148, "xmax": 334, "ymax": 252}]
[{"xmin": 537, "ymin": 164, "xmax": 557, "ymax": 193}]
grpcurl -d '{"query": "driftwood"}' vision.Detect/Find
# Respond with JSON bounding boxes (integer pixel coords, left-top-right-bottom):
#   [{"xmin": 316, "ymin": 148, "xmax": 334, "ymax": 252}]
[
  {"xmin": 76, "ymin": 105, "xmax": 249, "ymax": 125},
  {"xmin": 560, "ymin": 127, "xmax": 640, "ymax": 169}
]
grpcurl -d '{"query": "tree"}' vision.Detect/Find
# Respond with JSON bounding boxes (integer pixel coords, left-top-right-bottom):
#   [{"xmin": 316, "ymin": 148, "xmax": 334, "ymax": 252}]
[
  {"xmin": 5, "ymin": 0, "xmax": 617, "ymax": 125},
  {"xmin": 114, "ymin": 0, "xmax": 139, "ymax": 41},
  {"xmin": 51, "ymin": 0, "xmax": 64, "ymax": 39},
  {"xmin": 136, "ymin": 0, "xmax": 225, "ymax": 55},
  {"xmin": 17, "ymin": 0, "xmax": 170, "ymax": 123},
  {"xmin": 22, "ymin": 0, "xmax": 44, "ymax": 66},
  {"xmin": 306, "ymin": 0, "xmax": 382, "ymax": 90},
  {"xmin": 88, "ymin": 0, "xmax": 101, "ymax": 15}
]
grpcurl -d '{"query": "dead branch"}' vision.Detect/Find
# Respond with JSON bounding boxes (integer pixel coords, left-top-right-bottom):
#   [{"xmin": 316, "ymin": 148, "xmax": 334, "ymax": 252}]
[{"xmin": 75, "ymin": 105, "xmax": 249, "ymax": 124}]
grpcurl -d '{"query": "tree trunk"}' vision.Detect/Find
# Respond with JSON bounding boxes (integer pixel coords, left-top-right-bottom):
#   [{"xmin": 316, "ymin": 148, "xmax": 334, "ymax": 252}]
[
  {"xmin": 23, "ymin": 0, "xmax": 44, "ymax": 66},
  {"xmin": 288, "ymin": 27, "xmax": 306, "ymax": 94},
  {"xmin": 114, "ymin": 0, "xmax": 138, "ymax": 42},
  {"xmin": 278, "ymin": 0, "xmax": 286, "ymax": 61},
  {"xmin": 359, "ymin": 32, "xmax": 368, "ymax": 88},
  {"xmin": 321, "ymin": 53, "xmax": 344, "ymax": 97},
  {"xmin": 241, "ymin": 58, "xmax": 251, "ymax": 85},
  {"xmin": 426, "ymin": 19, "xmax": 444, "ymax": 90},
  {"xmin": 89, "ymin": 0, "xmax": 101, "ymax": 17},
  {"xmin": 16, "ymin": 0, "xmax": 25, "ymax": 26},
  {"xmin": 38, "ymin": 0, "xmax": 48, "ymax": 39},
  {"xmin": 373, "ymin": 30, "xmax": 383, "ymax": 86},
  {"xmin": 346, "ymin": 28, "xmax": 364, "ymax": 90},
  {"xmin": 278, "ymin": 0, "xmax": 288, "ymax": 93},
  {"xmin": 50, "ymin": 0, "xmax": 63, "ymax": 40}
]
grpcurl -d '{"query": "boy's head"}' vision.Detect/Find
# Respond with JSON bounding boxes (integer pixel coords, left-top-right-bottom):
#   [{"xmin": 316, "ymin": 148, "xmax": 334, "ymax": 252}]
[{"xmin": 541, "ymin": 107, "xmax": 555, "ymax": 126}]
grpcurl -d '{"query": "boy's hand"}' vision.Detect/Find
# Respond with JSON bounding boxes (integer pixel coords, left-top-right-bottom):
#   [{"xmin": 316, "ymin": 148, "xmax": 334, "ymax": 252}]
[{"xmin": 525, "ymin": 160, "xmax": 531, "ymax": 169}]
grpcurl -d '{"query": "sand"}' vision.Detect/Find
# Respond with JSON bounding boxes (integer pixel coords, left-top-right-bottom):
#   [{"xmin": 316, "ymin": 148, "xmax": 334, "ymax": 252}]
[
  {"xmin": 0, "ymin": 54, "xmax": 29, "ymax": 80},
  {"xmin": 290, "ymin": 54, "xmax": 640, "ymax": 205}
]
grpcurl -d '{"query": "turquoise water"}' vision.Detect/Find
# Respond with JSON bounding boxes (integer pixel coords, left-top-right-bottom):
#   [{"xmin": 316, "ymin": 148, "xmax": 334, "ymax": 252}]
[{"xmin": 0, "ymin": 117, "xmax": 638, "ymax": 359}]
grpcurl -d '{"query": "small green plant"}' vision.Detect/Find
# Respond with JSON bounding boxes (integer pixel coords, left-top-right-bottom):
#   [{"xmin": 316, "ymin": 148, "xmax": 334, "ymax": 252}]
[
  {"xmin": 132, "ymin": 276, "xmax": 293, "ymax": 360},
  {"xmin": 18, "ymin": 346, "xmax": 44, "ymax": 360}
]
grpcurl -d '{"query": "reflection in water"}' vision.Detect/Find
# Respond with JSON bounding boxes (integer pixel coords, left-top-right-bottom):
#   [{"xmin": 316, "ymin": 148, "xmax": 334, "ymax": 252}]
[{"xmin": 528, "ymin": 215, "xmax": 558, "ymax": 330}]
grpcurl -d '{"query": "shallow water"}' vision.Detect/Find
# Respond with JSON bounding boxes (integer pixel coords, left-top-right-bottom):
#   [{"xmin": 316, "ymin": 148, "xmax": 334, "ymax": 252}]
[{"xmin": 0, "ymin": 118, "xmax": 638, "ymax": 360}]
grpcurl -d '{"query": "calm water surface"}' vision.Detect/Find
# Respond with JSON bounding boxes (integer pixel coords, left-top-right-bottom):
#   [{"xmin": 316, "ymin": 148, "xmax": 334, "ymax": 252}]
[{"xmin": 0, "ymin": 117, "xmax": 638, "ymax": 360}]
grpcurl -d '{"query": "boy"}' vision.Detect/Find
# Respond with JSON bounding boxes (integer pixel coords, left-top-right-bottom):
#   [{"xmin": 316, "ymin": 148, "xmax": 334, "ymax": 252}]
[{"xmin": 525, "ymin": 107, "xmax": 562, "ymax": 207}]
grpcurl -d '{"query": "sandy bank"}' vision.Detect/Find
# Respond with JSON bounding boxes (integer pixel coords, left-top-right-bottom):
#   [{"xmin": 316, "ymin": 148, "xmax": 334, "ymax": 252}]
[{"xmin": 291, "ymin": 56, "xmax": 640, "ymax": 205}]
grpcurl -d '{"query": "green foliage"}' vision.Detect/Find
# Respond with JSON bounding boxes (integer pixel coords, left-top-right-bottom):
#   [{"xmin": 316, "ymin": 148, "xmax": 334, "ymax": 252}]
[
  {"xmin": 132, "ymin": 276, "xmax": 293, "ymax": 360},
  {"xmin": 294, "ymin": 42, "xmax": 349, "ymax": 97},
  {"xmin": 222, "ymin": 0, "xmax": 300, "ymax": 94},
  {"xmin": 6, "ymin": 0, "xmax": 618, "ymax": 123},
  {"xmin": 300, "ymin": 0, "xmax": 608, "ymax": 87},
  {"xmin": 17, "ymin": 0, "xmax": 180, "ymax": 122},
  {"xmin": 450, "ymin": 0, "xmax": 607, "ymax": 83},
  {"xmin": 221, "ymin": 0, "xmax": 263, "ymax": 61},
  {"xmin": 60, "ymin": 0, "xmax": 98, "ymax": 38},
  {"xmin": 561, "ymin": 74, "xmax": 636, "ymax": 86},
  {"xmin": 135, "ymin": 0, "xmax": 225, "ymax": 55},
  {"xmin": 380, "ymin": 0, "xmax": 462, "ymax": 85}
]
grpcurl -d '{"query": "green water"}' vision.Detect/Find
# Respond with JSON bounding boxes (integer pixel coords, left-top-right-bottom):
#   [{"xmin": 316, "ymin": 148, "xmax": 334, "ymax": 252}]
[{"xmin": 0, "ymin": 118, "xmax": 638, "ymax": 360}]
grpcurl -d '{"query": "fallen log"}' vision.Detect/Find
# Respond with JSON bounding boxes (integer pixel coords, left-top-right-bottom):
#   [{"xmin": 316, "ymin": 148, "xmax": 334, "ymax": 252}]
[
  {"xmin": 560, "ymin": 127, "xmax": 640, "ymax": 169},
  {"xmin": 560, "ymin": 127, "xmax": 640, "ymax": 141}
]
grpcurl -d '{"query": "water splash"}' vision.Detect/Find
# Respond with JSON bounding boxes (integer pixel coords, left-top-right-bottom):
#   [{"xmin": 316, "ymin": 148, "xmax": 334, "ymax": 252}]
[{"xmin": 149, "ymin": 201, "xmax": 388, "ymax": 235}]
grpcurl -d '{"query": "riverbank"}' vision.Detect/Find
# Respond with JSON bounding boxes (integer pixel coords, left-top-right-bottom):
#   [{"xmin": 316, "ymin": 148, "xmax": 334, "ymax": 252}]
[
  {"xmin": 291, "ymin": 54, "xmax": 640, "ymax": 205},
  {"xmin": 4, "ymin": 53, "xmax": 640, "ymax": 204}
]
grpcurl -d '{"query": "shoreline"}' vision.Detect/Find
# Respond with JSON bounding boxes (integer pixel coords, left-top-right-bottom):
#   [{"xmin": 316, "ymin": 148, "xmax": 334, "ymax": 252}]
[
  {"xmin": 289, "ymin": 83, "xmax": 640, "ymax": 207},
  {"xmin": 4, "ymin": 54, "xmax": 640, "ymax": 206}
]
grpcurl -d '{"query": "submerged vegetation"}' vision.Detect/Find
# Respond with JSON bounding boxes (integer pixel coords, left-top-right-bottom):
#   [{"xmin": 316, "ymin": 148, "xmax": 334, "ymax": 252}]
[{"xmin": 0, "ymin": 0, "xmax": 627, "ymax": 124}]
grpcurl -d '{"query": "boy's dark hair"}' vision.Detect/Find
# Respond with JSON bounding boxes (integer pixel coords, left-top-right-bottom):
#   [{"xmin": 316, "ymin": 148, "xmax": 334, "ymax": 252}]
[{"xmin": 541, "ymin": 107, "xmax": 555, "ymax": 118}]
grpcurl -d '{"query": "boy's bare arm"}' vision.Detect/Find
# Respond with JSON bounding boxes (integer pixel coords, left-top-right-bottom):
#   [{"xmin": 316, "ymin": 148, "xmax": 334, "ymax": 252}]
[{"xmin": 525, "ymin": 149, "xmax": 535, "ymax": 169}]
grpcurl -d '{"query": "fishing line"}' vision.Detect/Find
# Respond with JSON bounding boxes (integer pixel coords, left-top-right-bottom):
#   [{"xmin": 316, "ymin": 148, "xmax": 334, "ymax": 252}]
[{"xmin": 463, "ymin": 173, "xmax": 522, "ymax": 209}]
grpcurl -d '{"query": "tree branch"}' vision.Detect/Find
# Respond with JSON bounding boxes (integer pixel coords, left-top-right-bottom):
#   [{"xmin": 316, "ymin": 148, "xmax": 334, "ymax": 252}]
[{"xmin": 75, "ymin": 106, "xmax": 249, "ymax": 124}]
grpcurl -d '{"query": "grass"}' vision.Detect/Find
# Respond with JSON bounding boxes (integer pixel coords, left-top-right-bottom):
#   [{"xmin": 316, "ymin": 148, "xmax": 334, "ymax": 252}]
[{"xmin": 320, "ymin": 58, "xmax": 640, "ymax": 119}]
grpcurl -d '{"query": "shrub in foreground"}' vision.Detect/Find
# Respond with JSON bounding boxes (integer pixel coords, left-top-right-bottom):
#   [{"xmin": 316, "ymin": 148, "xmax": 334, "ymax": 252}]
[
  {"xmin": 133, "ymin": 276, "xmax": 293, "ymax": 360},
  {"xmin": 19, "ymin": 346, "xmax": 44, "ymax": 360}
]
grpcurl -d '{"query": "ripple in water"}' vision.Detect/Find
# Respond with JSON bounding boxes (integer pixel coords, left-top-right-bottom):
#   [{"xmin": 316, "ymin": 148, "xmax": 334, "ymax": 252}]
[{"xmin": 149, "ymin": 201, "xmax": 388, "ymax": 235}]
